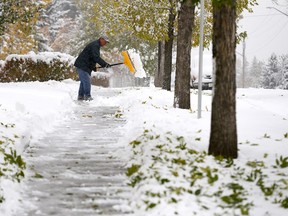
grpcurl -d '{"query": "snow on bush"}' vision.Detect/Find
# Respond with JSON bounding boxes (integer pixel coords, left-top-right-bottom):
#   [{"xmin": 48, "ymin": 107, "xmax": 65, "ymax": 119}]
[{"xmin": 0, "ymin": 52, "xmax": 77, "ymax": 82}]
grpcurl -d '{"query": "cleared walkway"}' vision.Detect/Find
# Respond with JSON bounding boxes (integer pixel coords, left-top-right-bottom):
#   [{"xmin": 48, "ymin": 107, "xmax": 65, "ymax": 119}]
[{"xmin": 16, "ymin": 90, "xmax": 133, "ymax": 216}]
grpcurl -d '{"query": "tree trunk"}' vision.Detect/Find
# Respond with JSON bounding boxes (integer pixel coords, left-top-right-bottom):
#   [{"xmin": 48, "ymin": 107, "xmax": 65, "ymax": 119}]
[
  {"xmin": 162, "ymin": 2, "xmax": 175, "ymax": 91},
  {"xmin": 209, "ymin": 0, "xmax": 238, "ymax": 158},
  {"xmin": 154, "ymin": 41, "xmax": 165, "ymax": 87},
  {"xmin": 173, "ymin": 0, "xmax": 195, "ymax": 109}
]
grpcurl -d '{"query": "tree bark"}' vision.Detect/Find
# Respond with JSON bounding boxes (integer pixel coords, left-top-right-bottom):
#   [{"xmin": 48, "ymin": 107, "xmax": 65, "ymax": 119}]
[
  {"xmin": 173, "ymin": 0, "xmax": 195, "ymax": 109},
  {"xmin": 209, "ymin": 0, "xmax": 238, "ymax": 158},
  {"xmin": 162, "ymin": 1, "xmax": 175, "ymax": 91},
  {"xmin": 154, "ymin": 41, "xmax": 165, "ymax": 87}
]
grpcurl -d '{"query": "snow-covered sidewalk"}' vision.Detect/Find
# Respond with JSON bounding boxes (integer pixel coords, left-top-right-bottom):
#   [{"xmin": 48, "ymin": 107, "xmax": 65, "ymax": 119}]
[
  {"xmin": 0, "ymin": 82, "xmax": 136, "ymax": 215},
  {"xmin": 15, "ymin": 100, "xmax": 133, "ymax": 215}
]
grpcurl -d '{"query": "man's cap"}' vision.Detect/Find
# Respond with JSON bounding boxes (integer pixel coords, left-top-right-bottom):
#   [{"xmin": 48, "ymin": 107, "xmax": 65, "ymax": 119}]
[{"xmin": 100, "ymin": 36, "xmax": 110, "ymax": 43}]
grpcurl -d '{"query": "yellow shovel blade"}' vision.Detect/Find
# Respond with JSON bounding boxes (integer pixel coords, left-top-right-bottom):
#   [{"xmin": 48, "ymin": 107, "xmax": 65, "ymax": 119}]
[{"xmin": 122, "ymin": 51, "xmax": 135, "ymax": 74}]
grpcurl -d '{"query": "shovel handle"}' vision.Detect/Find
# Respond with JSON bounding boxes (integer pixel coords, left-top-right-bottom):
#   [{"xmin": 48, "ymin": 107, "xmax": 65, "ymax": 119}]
[{"xmin": 97, "ymin": 62, "xmax": 123, "ymax": 69}]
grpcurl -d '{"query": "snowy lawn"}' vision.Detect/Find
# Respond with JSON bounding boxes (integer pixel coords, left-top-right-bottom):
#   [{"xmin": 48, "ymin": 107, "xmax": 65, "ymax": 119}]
[
  {"xmin": 112, "ymin": 87, "xmax": 288, "ymax": 216},
  {"xmin": 0, "ymin": 80, "xmax": 288, "ymax": 216}
]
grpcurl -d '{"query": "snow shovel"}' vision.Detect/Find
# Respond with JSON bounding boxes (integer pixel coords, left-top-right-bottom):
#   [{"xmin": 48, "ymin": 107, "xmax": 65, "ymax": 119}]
[{"xmin": 97, "ymin": 51, "xmax": 135, "ymax": 74}]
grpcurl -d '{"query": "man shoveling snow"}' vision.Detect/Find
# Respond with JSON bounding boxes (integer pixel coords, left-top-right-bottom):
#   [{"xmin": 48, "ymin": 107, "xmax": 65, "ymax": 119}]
[{"xmin": 74, "ymin": 36, "xmax": 111, "ymax": 101}]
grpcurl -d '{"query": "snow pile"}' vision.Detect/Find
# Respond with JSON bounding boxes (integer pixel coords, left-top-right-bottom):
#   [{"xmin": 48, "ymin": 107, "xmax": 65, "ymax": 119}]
[{"xmin": 0, "ymin": 80, "xmax": 77, "ymax": 151}]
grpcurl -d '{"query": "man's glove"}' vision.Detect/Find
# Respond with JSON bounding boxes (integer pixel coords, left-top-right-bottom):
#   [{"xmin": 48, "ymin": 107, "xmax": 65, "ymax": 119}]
[{"xmin": 105, "ymin": 63, "xmax": 111, "ymax": 68}]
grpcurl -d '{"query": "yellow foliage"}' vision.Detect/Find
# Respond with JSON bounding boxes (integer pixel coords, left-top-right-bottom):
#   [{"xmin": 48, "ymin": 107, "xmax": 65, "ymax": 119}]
[
  {"xmin": 77, "ymin": 0, "xmax": 171, "ymax": 42},
  {"xmin": 0, "ymin": 21, "xmax": 37, "ymax": 60},
  {"xmin": 0, "ymin": 0, "xmax": 52, "ymax": 60},
  {"xmin": 77, "ymin": 0, "xmax": 258, "ymax": 47}
]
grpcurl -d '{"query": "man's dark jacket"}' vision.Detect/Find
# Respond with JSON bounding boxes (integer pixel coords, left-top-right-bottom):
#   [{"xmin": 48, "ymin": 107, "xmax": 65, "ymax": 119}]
[{"xmin": 74, "ymin": 39, "xmax": 108, "ymax": 75}]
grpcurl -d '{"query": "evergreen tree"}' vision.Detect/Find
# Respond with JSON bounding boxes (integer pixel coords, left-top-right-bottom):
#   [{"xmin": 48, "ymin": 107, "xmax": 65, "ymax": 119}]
[
  {"xmin": 279, "ymin": 54, "xmax": 288, "ymax": 89},
  {"xmin": 36, "ymin": 0, "xmax": 82, "ymax": 55},
  {"xmin": 261, "ymin": 53, "xmax": 279, "ymax": 89},
  {"xmin": 248, "ymin": 57, "xmax": 264, "ymax": 88}
]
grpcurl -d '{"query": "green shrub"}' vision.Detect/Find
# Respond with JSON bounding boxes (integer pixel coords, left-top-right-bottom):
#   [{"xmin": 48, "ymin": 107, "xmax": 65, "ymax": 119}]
[{"xmin": 0, "ymin": 52, "xmax": 78, "ymax": 82}]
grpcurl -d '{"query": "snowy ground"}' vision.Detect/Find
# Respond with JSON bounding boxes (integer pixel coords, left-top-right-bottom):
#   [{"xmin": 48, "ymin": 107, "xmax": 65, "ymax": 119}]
[{"xmin": 0, "ymin": 80, "xmax": 287, "ymax": 216}]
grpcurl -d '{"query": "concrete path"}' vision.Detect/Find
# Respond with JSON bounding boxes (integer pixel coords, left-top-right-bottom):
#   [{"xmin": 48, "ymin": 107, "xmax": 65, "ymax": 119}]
[{"xmin": 16, "ymin": 90, "xmax": 133, "ymax": 216}]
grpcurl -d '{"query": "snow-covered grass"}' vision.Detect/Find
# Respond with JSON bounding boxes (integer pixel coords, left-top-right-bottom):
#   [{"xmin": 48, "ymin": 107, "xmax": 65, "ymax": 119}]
[
  {"xmin": 112, "ymin": 87, "xmax": 288, "ymax": 216},
  {"xmin": 0, "ymin": 80, "xmax": 287, "ymax": 216}
]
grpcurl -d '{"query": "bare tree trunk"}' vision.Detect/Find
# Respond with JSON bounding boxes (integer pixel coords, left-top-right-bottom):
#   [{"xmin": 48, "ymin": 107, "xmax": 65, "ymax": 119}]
[
  {"xmin": 209, "ymin": 0, "xmax": 238, "ymax": 158},
  {"xmin": 154, "ymin": 41, "xmax": 165, "ymax": 87},
  {"xmin": 173, "ymin": 0, "xmax": 195, "ymax": 109},
  {"xmin": 162, "ymin": 1, "xmax": 175, "ymax": 91}
]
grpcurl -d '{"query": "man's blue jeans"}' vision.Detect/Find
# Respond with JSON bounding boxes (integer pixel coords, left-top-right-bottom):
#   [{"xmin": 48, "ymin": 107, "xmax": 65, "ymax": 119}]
[{"xmin": 76, "ymin": 68, "xmax": 91, "ymax": 98}]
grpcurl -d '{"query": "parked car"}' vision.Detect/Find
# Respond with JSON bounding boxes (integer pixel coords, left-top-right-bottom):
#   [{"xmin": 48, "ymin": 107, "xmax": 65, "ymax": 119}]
[{"xmin": 191, "ymin": 75, "xmax": 213, "ymax": 90}]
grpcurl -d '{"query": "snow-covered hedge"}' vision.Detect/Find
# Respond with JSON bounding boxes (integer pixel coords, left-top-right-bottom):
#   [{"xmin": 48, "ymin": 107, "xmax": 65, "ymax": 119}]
[{"xmin": 0, "ymin": 52, "xmax": 77, "ymax": 82}]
